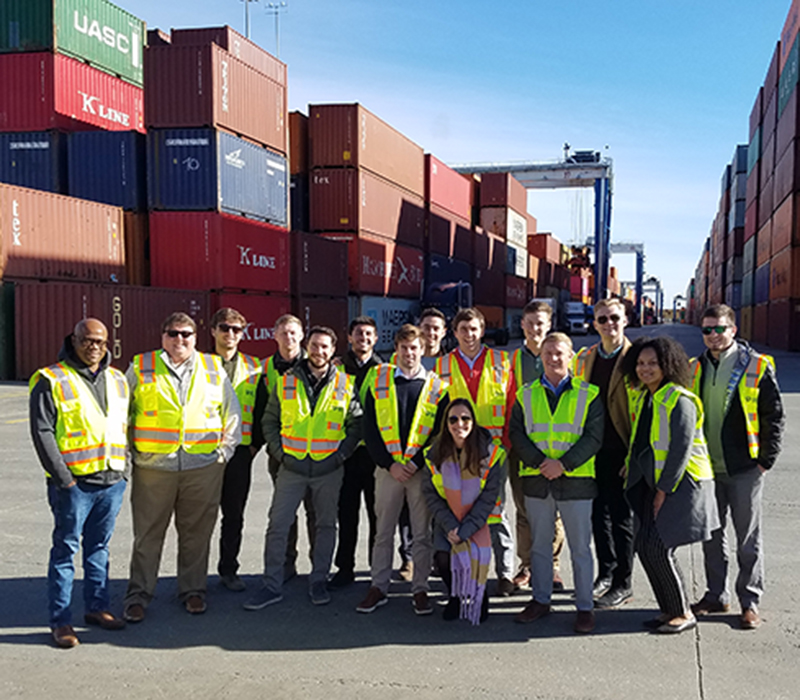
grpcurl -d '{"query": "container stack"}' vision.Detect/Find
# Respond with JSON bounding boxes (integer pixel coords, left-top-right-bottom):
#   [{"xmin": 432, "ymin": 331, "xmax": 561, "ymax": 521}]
[{"xmin": 726, "ymin": 146, "xmax": 747, "ymax": 314}]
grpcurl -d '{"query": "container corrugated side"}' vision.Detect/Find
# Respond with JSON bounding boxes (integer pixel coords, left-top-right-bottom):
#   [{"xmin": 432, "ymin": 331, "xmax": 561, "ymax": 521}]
[
  {"xmin": 292, "ymin": 295, "xmax": 348, "ymax": 355},
  {"xmin": 424, "ymin": 154, "xmax": 471, "ymax": 221},
  {"xmin": 480, "ymin": 206, "xmax": 527, "ymax": 247},
  {"xmin": 426, "ymin": 204, "xmax": 472, "ymax": 262},
  {"xmin": 289, "ymin": 111, "xmax": 308, "ymax": 175},
  {"xmin": 479, "ymin": 172, "xmax": 527, "ymax": 216},
  {"xmin": 211, "ymin": 292, "xmax": 291, "ymax": 358},
  {"xmin": 0, "ymin": 131, "xmax": 67, "ymax": 192},
  {"xmin": 472, "ymin": 267, "xmax": 504, "ymax": 306},
  {"xmin": 123, "ymin": 211, "xmax": 149, "ymax": 286},
  {"xmin": 292, "ymin": 231, "xmax": 348, "ymax": 298},
  {"xmin": 0, "ymin": 183, "xmax": 125, "ymax": 282}
]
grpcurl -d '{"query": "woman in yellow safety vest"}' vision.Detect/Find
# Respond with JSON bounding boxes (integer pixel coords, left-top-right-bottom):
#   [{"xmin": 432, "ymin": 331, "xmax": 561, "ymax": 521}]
[
  {"xmin": 622, "ymin": 336, "xmax": 719, "ymax": 635},
  {"xmin": 422, "ymin": 399, "xmax": 507, "ymax": 625}
]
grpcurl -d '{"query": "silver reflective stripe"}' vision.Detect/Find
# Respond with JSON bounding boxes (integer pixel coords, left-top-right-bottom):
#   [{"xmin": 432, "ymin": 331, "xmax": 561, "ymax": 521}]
[
  {"xmin": 549, "ymin": 440, "xmax": 573, "ymax": 451},
  {"xmin": 48, "ymin": 365, "xmax": 78, "ymax": 401},
  {"xmin": 134, "ymin": 428, "xmax": 179, "ymax": 441},
  {"xmin": 334, "ymin": 371, "xmax": 348, "ymax": 402},
  {"xmin": 310, "ymin": 439, "xmax": 341, "ymax": 452},
  {"xmin": 744, "ymin": 356, "xmax": 760, "ymax": 388},
  {"xmin": 114, "ymin": 375, "xmax": 127, "ymax": 398},
  {"xmin": 282, "ymin": 436, "xmax": 306, "ymax": 450},
  {"xmin": 109, "ymin": 445, "xmax": 126, "ymax": 458},
  {"xmin": 571, "ymin": 386, "xmax": 589, "ymax": 431},
  {"xmin": 552, "ymin": 422, "xmax": 575, "ymax": 432},
  {"xmin": 64, "ymin": 446, "xmax": 104, "ymax": 464},
  {"xmin": 488, "ymin": 427, "xmax": 503, "ymax": 439},
  {"xmin": 184, "ymin": 430, "xmax": 221, "ymax": 443},
  {"xmin": 531, "ymin": 423, "xmax": 553, "ymax": 433}
]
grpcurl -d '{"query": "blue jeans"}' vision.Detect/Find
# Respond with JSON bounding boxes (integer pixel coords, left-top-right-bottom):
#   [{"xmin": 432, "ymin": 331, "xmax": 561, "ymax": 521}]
[{"xmin": 47, "ymin": 478, "xmax": 126, "ymax": 628}]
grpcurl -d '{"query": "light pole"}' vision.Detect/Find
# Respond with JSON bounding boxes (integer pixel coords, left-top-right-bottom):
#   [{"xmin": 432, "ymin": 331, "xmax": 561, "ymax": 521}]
[
  {"xmin": 242, "ymin": 0, "xmax": 259, "ymax": 39},
  {"xmin": 266, "ymin": 2, "xmax": 288, "ymax": 58}
]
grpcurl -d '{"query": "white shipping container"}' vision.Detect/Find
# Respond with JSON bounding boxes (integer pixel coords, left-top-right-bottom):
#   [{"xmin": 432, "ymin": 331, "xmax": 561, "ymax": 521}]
[
  {"xmin": 509, "ymin": 242, "xmax": 528, "ymax": 278},
  {"xmin": 349, "ymin": 296, "xmax": 421, "ymax": 353}
]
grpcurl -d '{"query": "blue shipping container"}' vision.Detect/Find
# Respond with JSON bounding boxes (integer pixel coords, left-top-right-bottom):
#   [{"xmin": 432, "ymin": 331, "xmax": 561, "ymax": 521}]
[
  {"xmin": 742, "ymin": 271, "xmax": 754, "ymax": 307},
  {"xmin": 426, "ymin": 253, "xmax": 472, "ymax": 287},
  {"xmin": 0, "ymin": 131, "xmax": 66, "ymax": 193},
  {"xmin": 755, "ymin": 262, "xmax": 770, "ymax": 304},
  {"xmin": 147, "ymin": 128, "xmax": 287, "ymax": 226},
  {"xmin": 68, "ymin": 131, "xmax": 146, "ymax": 210}
]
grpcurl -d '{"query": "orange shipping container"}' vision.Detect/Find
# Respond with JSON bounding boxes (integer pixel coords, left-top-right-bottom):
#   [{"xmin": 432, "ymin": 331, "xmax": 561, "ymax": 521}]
[
  {"xmin": 769, "ymin": 245, "xmax": 800, "ymax": 299},
  {"xmin": 528, "ymin": 233, "xmax": 561, "ymax": 264},
  {"xmin": 771, "ymin": 193, "xmax": 800, "ymax": 252},
  {"xmin": 289, "ymin": 111, "xmax": 309, "ymax": 175},
  {"xmin": 756, "ymin": 220, "xmax": 773, "ymax": 267}
]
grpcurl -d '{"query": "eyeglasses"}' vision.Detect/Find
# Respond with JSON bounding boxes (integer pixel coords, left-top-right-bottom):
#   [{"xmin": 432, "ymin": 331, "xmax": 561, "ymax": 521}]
[
  {"xmin": 702, "ymin": 325, "xmax": 731, "ymax": 335},
  {"xmin": 448, "ymin": 415, "xmax": 473, "ymax": 425},
  {"xmin": 218, "ymin": 323, "xmax": 244, "ymax": 335},
  {"xmin": 596, "ymin": 314, "xmax": 622, "ymax": 325},
  {"xmin": 165, "ymin": 329, "xmax": 195, "ymax": 339},
  {"xmin": 79, "ymin": 337, "xmax": 107, "ymax": 349}
]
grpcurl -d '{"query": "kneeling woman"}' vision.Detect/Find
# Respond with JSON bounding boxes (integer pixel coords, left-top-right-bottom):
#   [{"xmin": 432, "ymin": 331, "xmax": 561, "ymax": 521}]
[
  {"xmin": 423, "ymin": 399, "xmax": 506, "ymax": 625},
  {"xmin": 622, "ymin": 337, "xmax": 719, "ymax": 634}
]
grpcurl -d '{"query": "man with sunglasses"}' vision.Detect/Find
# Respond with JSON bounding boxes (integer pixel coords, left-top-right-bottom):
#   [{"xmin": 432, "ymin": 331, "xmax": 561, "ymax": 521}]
[
  {"xmin": 690, "ymin": 304, "xmax": 784, "ymax": 630},
  {"xmin": 572, "ymin": 298, "xmax": 636, "ymax": 610},
  {"xmin": 123, "ymin": 312, "xmax": 241, "ymax": 622},
  {"xmin": 211, "ymin": 308, "xmax": 267, "ymax": 593},
  {"xmin": 30, "ymin": 318, "xmax": 130, "ymax": 648}
]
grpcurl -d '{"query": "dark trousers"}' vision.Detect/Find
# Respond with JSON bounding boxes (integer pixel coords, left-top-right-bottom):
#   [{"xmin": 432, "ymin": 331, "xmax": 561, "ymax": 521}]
[
  {"xmin": 592, "ymin": 454, "xmax": 635, "ymax": 589},
  {"xmin": 267, "ymin": 456, "xmax": 316, "ymax": 572},
  {"xmin": 334, "ymin": 445, "xmax": 376, "ymax": 573},
  {"xmin": 434, "ymin": 550, "xmax": 489, "ymax": 618},
  {"xmin": 397, "ymin": 499, "xmax": 412, "ymax": 564},
  {"xmin": 218, "ymin": 445, "xmax": 255, "ymax": 577}
]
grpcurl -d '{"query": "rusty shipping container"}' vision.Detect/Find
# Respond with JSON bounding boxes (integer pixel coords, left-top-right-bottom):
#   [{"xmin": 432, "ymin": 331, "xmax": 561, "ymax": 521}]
[
  {"xmin": 211, "ymin": 292, "xmax": 291, "ymax": 358},
  {"xmin": 425, "ymin": 154, "xmax": 471, "ymax": 221},
  {"xmin": 310, "ymin": 167, "xmax": 424, "ymax": 247},
  {"xmin": 292, "ymin": 231, "xmax": 348, "ymax": 298},
  {"xmin": 289, "ymin": 111, "xmax": 309, "ymax": 175},
  {"xmin": 479, "ymin": 172, "xmax": 528, "ymax": 217},
  {"xmin": 145, "ymin": 43, "xmax": 286, "ymax": 154},
  {"xmin": 123, "ymin": 211, "xmax": 149, "ymax": 286},
  {"xmin": 0, "ymin": 183, "xmax": 124, "ymax": 283},
  {"xmin": 480, "ymin": 206, "xmax": 527, "ymax": 248},
  {"xmin": 292, "ymin": 295, "xmax": 349, "ymax": 355},
  {"xmin": 13, "ymin": 280, "xmax": 211, "ymax": 380},
  {"xmin": 426, "ymin": 203, "xmax": 472, "ymax": 263},
  {"xmin": 309, "ymin": 103, "xmax": 424, "ymax": 196}
]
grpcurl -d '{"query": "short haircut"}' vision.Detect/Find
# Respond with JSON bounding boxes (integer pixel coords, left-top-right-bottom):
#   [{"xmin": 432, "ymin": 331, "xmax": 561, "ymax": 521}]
[
  {"xmin": 522, "ymin": 300, "xmax": 553, "ymax": 318},
  {"xmin": 594, "ymin": 298, "xmax": 626, "ymax": 316},
  {"xmin": 419, "ymin": 307, "xmax": 446, "ymax": 324},
  {"xmin": 541, "ymin": 332, "xmax": 573, "ymax": 351},
  {"xmin": 308, "ymin": 325, "xmax": 337, "ymax": 346},
  {"xmin": 394, "ymin": 324, "xmax": 423, "ymax": 347},
  {"xmin": 274, "ymin": 313, "xmax": 303, "ymax": 331},
  {"xmin": 701, "ymin": 304, "xmax": 736, "ymax": 326},
  {"xmin": 452, "ymin": 307, "xmax": 485, "ymax": 331},
  {"xmin": 210, "ymin": 307, "xmax": 246, "ymax": 328},
  {"xmin": 161, "ymin": 312, "xmax": 196, "ymax": 334},
  {"xmin": 349, "ymin": 315, "xmax": 377, "ymax": 334}
]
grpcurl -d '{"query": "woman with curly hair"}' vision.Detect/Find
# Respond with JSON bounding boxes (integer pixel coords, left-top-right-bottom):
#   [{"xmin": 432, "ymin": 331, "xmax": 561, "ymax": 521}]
[{"xmin": 622, "ymin": 336, "xmax": 719, "ymax": 634}]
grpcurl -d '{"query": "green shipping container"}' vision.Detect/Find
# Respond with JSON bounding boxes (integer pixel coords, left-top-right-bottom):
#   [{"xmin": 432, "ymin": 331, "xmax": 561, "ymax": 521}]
[{"xmin": 0, "ymin": 0, "xmax": 145, "ymax": 86}]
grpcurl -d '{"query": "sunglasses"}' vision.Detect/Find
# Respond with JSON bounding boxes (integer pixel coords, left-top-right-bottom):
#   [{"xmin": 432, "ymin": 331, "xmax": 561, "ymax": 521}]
[
  {"xmin": 702, "ymin": 325, "xmax": 731, "ymax": 335},
  {"xmin": 79, "ymin": 337, "xmax": 107, "ymax": 349},
  {"xmin": 218, "ymin": 323, "xmax": 244, "ymax": 334},
  {"xmin": 165, "ymin": 329, "xmax": 195, "ymax": 338},
  {"xmin": 595, "ymin": 314, "xmax": 622, "ymax": 325},
  {"xmin": 448, "ymin": 415, "xmax": 473, "ymax": 425}
]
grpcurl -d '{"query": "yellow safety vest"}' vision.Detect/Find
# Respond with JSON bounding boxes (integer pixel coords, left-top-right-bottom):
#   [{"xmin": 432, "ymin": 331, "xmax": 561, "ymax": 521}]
[
  {"xmin": 131, "ymin": 351, "xmax": 225, "ymax": 454},
  {"xmin": 517, "ymin": 376, "xmax": 599, "ymax": 478},
  {"xmin": 30, "ymin": 362, "xmax": 129, "ymax": 476},
  {"xmin": 573, "ymin": 342, "xmax": 640, "ymax": 427},
  {"xmin": 689, "ymin": 352, "xmax": 775, "ymax": 460},
  {"xmin": 435, "ymin": 348, "xmax": 510, "ymax": 445},
  {"xmin": 279, "ymin": 368, "xmax": 354, "ymax": 461},
  {"xmin": 365, "ymin": 364, "xmax": 447, "ymax": 464},
  {"xmin": 231, "ymin": 352, "xmax": 263, "ymax": 447},
  {"xmin": 264, "ymin": 355, "xmax": 281, "ymax": 395}
]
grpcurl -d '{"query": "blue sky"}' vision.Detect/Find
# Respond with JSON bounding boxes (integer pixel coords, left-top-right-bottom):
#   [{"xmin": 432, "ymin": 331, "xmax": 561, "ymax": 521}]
[{"xmin": 126, "ymin": 0, "xmax": 791, "ymax": 302}]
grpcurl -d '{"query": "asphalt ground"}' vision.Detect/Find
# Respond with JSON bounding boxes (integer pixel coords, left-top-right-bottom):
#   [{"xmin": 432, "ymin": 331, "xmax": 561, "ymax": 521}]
[{"xmin": 1, "ymin": 323, "xmax": 798, "ymax": 699}]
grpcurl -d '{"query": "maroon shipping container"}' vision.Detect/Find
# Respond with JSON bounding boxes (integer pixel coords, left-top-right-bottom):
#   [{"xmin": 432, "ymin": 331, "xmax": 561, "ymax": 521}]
[
  {"xmin": 145, "ymin": 44, "xmax": 286, "ymax": 154},
  {"xmin": 0, "ymin": 183, "xmax": 124, "ymax": 283},
  {"xmin": 479, "ymin": 172, "xmax": 527, "ymax": 217},
  {"xmin": 169, "ymin": 26, "xmax": 287, "ymax": 86},
  {"xmin": 772, "ymin": 193, "xmax": 799, "ymax": 251},
  {"xmin": 746, "ymin": 168, "xmax": 758, "ymax": 208},
  {"xmin": 770, "ymin": 245, "xmax": 800, "ymax": 299},
  {"xmin": 424, "ymin": 154, "xmax": 471, "ymax": 221},
  {"xmin": 750, "ymin": 87, "xmax": 763, "ymax": 141},
  {"xmin": 212, "ymin": 292, "xmax": 291, "ymax": 358},
  {"xmin": 149, "ymin": 212, "xmax": 290, "ymax": 293},
  {"xmin": 123, "ymin": 212, "xmax": 150, "ymax": 286},
  {"xmin": 774, "ymin": 139, "xmax": 800, "ymax": 210},
  {"xmin": 292, "ymin": 231, "xmax": 349, "ymax": 298},
  {"xmin": 505, "ymin": 275, "xmax": 527, "ymax": 308},
  {"xmin": 472, "ymin": 267, "xmax": 504, "ymax": 306},
  {"xmin": 776, "ymin": 88, "xmax": 798, "ymax": 163},
  {"xmin": 487, "ymin": 232, "xmax": 506, "ymax": 273},
  {"xmin": 757, "ymin": 219, "xmax": 772, "ymax": 267},
  {"xmin": 763, "ymin": 133, "xmax": 776, "ymax": 180},
  {"xmin": 13, "ymin": 281, "xmax": 211, "ymax": 380},
  {"xmin": 426, "ymin": 203, "xmax": 473, "ymax": 263},
  {"xmin": 764, "ymin": 87, "xmax": 778, "ymax": 139},
  {"xmin": 308, "ymin": 104, "xmax": 424, "ymax": 196},
  {"xmin": 758, "ymin": 177, "xmax": 773, "ymax": 230},
  {"xmin": 289, "ymin": 111, "xmax": 309, "ymax": 175},
  {"xmin": 753, "ymin": 302, "xmax": 769, "ymax": 344},
  {"xmin": 766, "ymin": 41, "xmax": 781, "ymax": 94},
  {"xmin": 780, "ymin": 2, "xmax": 800, "ymax": 74},
  {"xmin": 767, "ymin": 297, "xmax": 800, "ymax": 350},
  {"xmin": 292, "ymin": 296, "xmax": 349, "ymax": 355},
  {"xmin": 319, "ymin": 231, "xmax": 424, "ymax": 298},
  {"xmin": 727, "ymin": 227, "xmax": 744, "ymax": 258},
  {"xmin": 309, "ymin": 168, "xmax": 424, "ymax": 247},
  {"xmin": 528, "ymin": 233, "xmax": 561, "ymax": 264},
  {"xmin": 0, "ymin": 53, "xmax": 144, "ymax": 133},
  {"xmin": 148, "ymin": 29, "xmax": 172, "ymax": 46},
  {"xmin": 473, "ymin": 227, "xmax": 489, "ymax": 270}
]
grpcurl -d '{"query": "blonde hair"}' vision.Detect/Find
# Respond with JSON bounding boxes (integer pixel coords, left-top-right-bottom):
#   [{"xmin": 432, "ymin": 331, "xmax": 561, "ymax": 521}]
[{"xmin": 541, "ymin": 332, "xmax": 573, "ymax": 351}]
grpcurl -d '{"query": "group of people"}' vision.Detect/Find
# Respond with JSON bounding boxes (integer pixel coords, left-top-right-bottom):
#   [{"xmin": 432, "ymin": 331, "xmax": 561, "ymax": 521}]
[{"xmin": 30, "ymin": 297, "xmax": 784, "ymax": 648}]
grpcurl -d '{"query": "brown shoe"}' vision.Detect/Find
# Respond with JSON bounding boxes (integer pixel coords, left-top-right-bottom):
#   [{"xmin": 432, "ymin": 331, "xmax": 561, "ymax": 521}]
[
  {"xmin": 690, "ymin": 597, "xmax": 730, "ymax": 616},
  {"xmin": 512, "ymin": 566, "xmax": 531, "ymax": 589},
  {"xmin": 123, "ymin": 604, "xmax": 145, "ymax": 623},
  {"xmin": 398, "ymin": 561, "xmax": 414, "ymax": 582},
  {"xmin": 84, "ymin": 611, "xmax": 126, "ymax": 630},
  {"xmin": 514, "ymin": 599, "xmax": 551, "ymax": 624},
  {"xmin": 574, "ymin": 610, "xmax": 596, "ymax": 634},
  {"xmin": 741, "ymin": 608, "xmax": 761, "ymax": 630},
  {"xmin": 52, "ymin": 625, "xmax": 80, "ymax": 648},
  {"xmin": 413, "ymin": 591, "xmax": 433, "ymax": 616},
  {"xmin": 185, "ymin": 595, "xmax": 207, "ymax": 614},
  {"xmin": 356, "ymin": 586, "xmax": 388, "ymax": 613}
]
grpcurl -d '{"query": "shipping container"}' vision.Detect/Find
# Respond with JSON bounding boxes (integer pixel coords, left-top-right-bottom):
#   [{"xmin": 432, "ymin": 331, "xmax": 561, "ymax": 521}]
[
  {"xmin": 123, "ymin": 211, "xmax": 148, "ymax": 286},
  {"xmin": 769, "ymin": 244, "xmax": 800, "ymax": 299},
  {"xmin": 756, "ymin": 220, "xmax": 772, "ymax": 267},
  {"xmin": 308, "ymin": 104, "xmax": 424, "ymax": 196},
  {"xmin": 349, "ymin": 295, "xmax": 420, "ymax": 353},
  {"xmin": 781, "ymin": 3, "xmax": 800, "ymax": 75},
  {"xmin": 479, "ymin": 172, "xmax": 527, "ymax": 216},
  {"xmin": 505, "ymin": 308, "xmax": 523, "ymax": 340},
  {"xmin": 780, "ymin": 33, "xmax": 800, "ymax": 118},
  {"xmin": 292, "ymin": 231, "xmax": 348, "ymax": 298},
  {"xmin": 290, "ymin": 173, "xmax": 309, "ymax": 232},
  {"xmin": 480, "ymin": 206, "xmax": 527, "ymax": 248},
  {"xmin": 13, "ymin": 280, "xmax": 210, "ymax": 380},
  {"xmin": 310, "ymin": 167, "xmax": 424, "ymax": 246},
  {"xmin": 0, "ymin": 52, "xmax": 144, "ymax": 132},
  {"xmin": 426, "ymin": 203, "xmax": 472, "ymax": 262},
  {"xmin": 758, "ymin": 177, "xmax": 773, "ymax": 230},
  {"xmin": 425, "ymin": 253, "xmax": 472, "ymax": 289},
  {"xmin": 289, "ymin": 111, "xmax": 308, "ymax": 175},
  {"xmin": 744, "ymin": 234, "xmax": 756, "ymax": 274},
  {"xmin": 732, "ymin": 170, "xmax": 748, "ymax": 201},
  {"xmin": 145, "ymin": 43, "xmax": 286, "ymax": 154},
  {"xmin": 765, "ymin": 86, "xmax": 779, "ymax": 140},
  {"xmin": 744, "ymin": 201, "xmax": 757, "ymax": 242},
  {"xmin": 487, "ymin": 234, "xmax": 507, "ymax": 273},
  {"xmin": 742, "ymin": 271, "xmax": 754, "ymax": 307},
  {"xmin": 147, "ymin": 28, "xmax": 170, "ymax": 46},
  {"xmin": 725, "ymin": 282, "xmax": 742, "ymax": 310},
  {"xmin": 0, "ymin": 0, "xmax": 145, "ymax": 86},
  {"xmin": 727, "ymin": 228, "xmax": 744, "ymax": 258},
  {"xmin": 475, "ymin": 304, "xmax": 504, "ymax": 330},
  {"xmin": 528, "ymin": 232, "xmax": 561, "ymax": 264},
  {"xmin": 753, "ymin": 302, "xmax": 769, "ymax": 344},
  {"xmin": 774, "ymin": 139, "xmax": 799, "ymax": 210},
  {"xmin": 755, "ymin": 262, "xmax": 771, "ymax": 304},
  {"xmin": 729, "ymin": 199, "xmax": 746, "ymax": 232},
  {"xmin": 68, "ymin": 130, "xmax": 146, "ymax": 210},
  {"xmin": 740, "ymin": 305, "xmax": 753, "ymax": 340},
  {"xmin": 0, "ymin": 182, "xmax": 124, "ymax": 282},
  {"xmin": 772, "ymin": 193, "xmax": 799, "ymax": 251},
  {"xmin": 212, "ymin": 292, "xmax": 290, "ymax": 358},
  {"xmin": 425, "ymin": 154, "xmax": 471, "ymax": 221},
  {"xmin": 292, "ymin": 295, "xmax": 348, "ymax": 355},
  {"xmin": 0, "ymin": 131, "xmax": 66, "ymax": 192},
  {"xmin": 147, "ymin": 128, "xmax": 287, "ymax": 225},
  {"xmin": 505, "ymin": 275, "xmax": 527, "ymax": 308},
  {"xmin": 762, "ymin": 132, "xmax": 776, "ymax": 181},
  {"xmin": 149, "ymin": 212, "xmax": 290, "ymax": 293},
  {"xmin": 750, "ymin": 87, "xmax": 763, "ymax": 142},
  {"xmin": 777, "ymin": 87, "xmax": 798, "ymax": 161},
  {"xmin": 506, "ymin": 242, "xmax": 528, "ymax": 278},
  {"xmin": 472, "ymin": 267, "xmax": 504, "ymax": 306}
]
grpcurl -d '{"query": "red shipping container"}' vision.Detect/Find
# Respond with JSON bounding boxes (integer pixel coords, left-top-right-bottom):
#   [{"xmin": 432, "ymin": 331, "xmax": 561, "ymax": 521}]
[
  {"xmin": 424, "ymin": 154, "xmax": 471, "ymax": 221},
  {"xmin": 750, "ymin": 87, "xmax": 763, "ymax": 141},
  {"xmin": 123, "ymin": 212, "xmax": 150, "ymax": 286},
  {"xmin": 211, "ymin": 292, "xmax": 290, "ymax": 358},
  {"xmin": 570, "ymin": 275, "xmax": 589, "ymax": 300},
  {"xmin": 528, "ymin": 233, "xmax": 561, "ymax": 264},
  {"xmin": 308, "ymin": 104, "xmax": 424, "ymax": 196},
  {"xmin": 426, "ymin": 204, "xmax": 472, "ymax": 263},
  {"xmin": 289, "ymin": 111, "xmax": 309, "ymax": 175},
  {"xmin": 757, "ymin": 219, "xmax": 773, "ymax": 267},
  {"xmin": 772, "ymin": 193, "xmax": 800, "ymax": 251},
  {"xmin": 774, "ymin": 139, "xmax": 800, "ymax": 211},
  {"xmin": 0, "ymin": 53, "xmax": 144, "ymax": 133},
  {"xmin": 473, "ymin": 227, "xmax": 489, "ymax": 269},
  {"xmin": 746, "ymin": 169, "xmax": 759, "ymax": 208},
  {"xmin": 766, "ymin": 41, "xmax": 781, "ymax": 94},
  {"xmin": 13, "ymin": 281, "xmax": 211, "ymax": 380},
  {"xmin": 0, "ymin": 183, "xmax": 124, "ymax": 283},
  {"xmin": 780, "ymin": 1, "xmax": 800, "ymax": 74},
  {"xmin": 480, "ymin": 206, "xmax": 527, "ymax": 248},
  {"xmin": 472, "ymin": 267, "xmax": 504, "ymax": 306},
  {"xmin": 292, "ymin": 296, "xmax": 349, "ymax": 355},
  {"xmin": 767, "ymin": 297, "xmax": 800, "ymax": 350},
  {"xmin": 526, "ymin": 213, "xmax": 537, "ymax": 236},
  {"xmin": 769, "ymin": 244, "xmax": 800, "ymax": 299},
  {"xmin": 764, "ymin": 87, "xmax": 778, "ymax": 139},
  {"xmin": 475, "ymin": 304, "xmax": 504, "ymax": 330},
  {"xmin": 319, "ymin": 231, "xmax": 424, "ymax": 298},
  {"xmin": 480, "ymin": 172, "xmax": 527, "ymax": 217},
  {"xmin": 149, "ymin": 212, "xmax": 290, "ymax": 293},
  {"xmin": 744, "ymin": 201, "xmax": 758, "ymax": 242},
  {"xmin": 292, "ymin": 231, "xmax": 349, "ymax": 298},
  {"xmin": 776, "ymin": 89, "xmax": 798, "ymax": 163},
  {"xmin": 145, "ymin": 44, "xmax": 286, "ymax": 154},
  {"xmin": 488, "ymin": 232, "xmax": 506, "ymax": 273},
  {"xmin": 505, "ymin": 275, "xmax": 527, "ymax": 308},
  {"xmin": 170, "ymin": 26, "xmax": 287, "ymax": 86},
  {"xmin": 762, "ymin": 133, "xmax": 776, "ymax": 181},
  {"xmin": 758, "ymin": 177, "xmax": 773, "ymax": 230},
  {"xmin": 309, "ymin": 168, "xmax": 424, "ymax": 247}
]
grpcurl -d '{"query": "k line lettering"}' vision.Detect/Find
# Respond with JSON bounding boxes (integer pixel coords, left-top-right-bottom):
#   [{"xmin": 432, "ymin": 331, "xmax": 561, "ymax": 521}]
[
  {"xmin": 78, "ymin": 92, "xmax": 131, "ymax": 127},
  {"xmin": 238, "ymin": 246, "xmax": 276, "ymax": 269}
]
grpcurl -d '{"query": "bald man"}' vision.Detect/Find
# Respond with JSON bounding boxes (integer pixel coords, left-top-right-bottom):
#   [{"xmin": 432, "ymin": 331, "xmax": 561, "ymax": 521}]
[{"xmin": 30, "ymin": 319, "xmax": 131, "ymax": 648}]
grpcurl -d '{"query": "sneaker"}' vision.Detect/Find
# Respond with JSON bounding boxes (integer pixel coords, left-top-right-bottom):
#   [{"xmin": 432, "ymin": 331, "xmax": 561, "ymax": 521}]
[
  {"xmin": 220, "ymin": 574, "xmax": 246, "ymax": 592},
  {"xmin": 413, "ymin": 591, "xmax": 433, "ymax": 615},
  {"xmin": 356, "ymin": 586, "xmax": 388, "ymax": 613},
  {"xmin": 327, "ymin": 569, "xmax": 355, "ymax": 590},
  {"xmin": 243, "ymin": 586, "xmax": 283, "ymax": 611},
  {"xmin": 309, "ymin": 581, "xmax": 331, "ymax": 605},
  {"xmin": 595, "ymin": 587, "xmax": 633, "ymax": 609}
]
